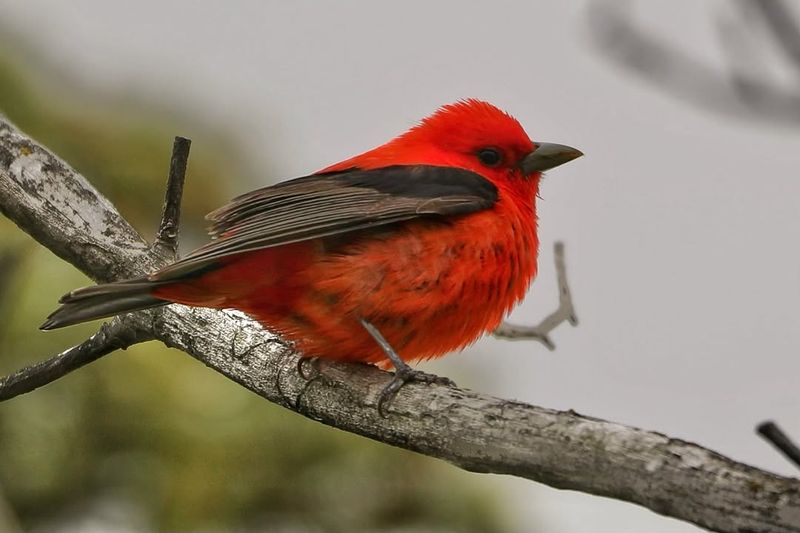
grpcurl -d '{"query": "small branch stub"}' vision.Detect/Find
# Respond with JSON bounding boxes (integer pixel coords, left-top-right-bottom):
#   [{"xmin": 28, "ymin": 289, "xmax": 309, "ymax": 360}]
[
  {"xmin": 0, "ymin": 134, "xmax": 191, "ymax": 401},
  {"xmin": 154, "ymin": 136, "xmax": 191, "ymax": 258},
  {"xmin": 758, "ymin": 420, "xmax": 800, "ymax": 470}
]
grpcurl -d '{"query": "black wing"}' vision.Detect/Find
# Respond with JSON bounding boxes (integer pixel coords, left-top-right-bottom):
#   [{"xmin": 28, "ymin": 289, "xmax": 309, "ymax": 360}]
[{"xmin": 153, "ymin": 165, "xmax": 497, "ymax": 281}]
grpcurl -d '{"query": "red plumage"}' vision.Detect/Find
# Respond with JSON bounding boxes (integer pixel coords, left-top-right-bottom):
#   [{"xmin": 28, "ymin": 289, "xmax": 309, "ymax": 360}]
[{"xmin": 45, "ymin": 99, "xmax": 581, "ymax": 370}]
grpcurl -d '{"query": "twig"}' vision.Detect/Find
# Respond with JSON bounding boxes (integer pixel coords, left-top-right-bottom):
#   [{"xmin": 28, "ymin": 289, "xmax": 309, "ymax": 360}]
[
  {"xmin": 0, "ymin": 318, "xmax": 152, "ymax": 401},
  {"xmin": 493, "ymin": 241, "xmax": 578, "ymax": 350},
  {"xmin": 758, "ymin": 420, "xmax": 800, "ymax": 470},
  {"xmin": 0, "ymin": 134, "xmax": 190, "ymax": 401},
  {"xmin": 153, "ymin": 136, "xmax": 191, "ymax": 258},
  {"xmin": 717, "ymin": 5, "xmax": 773, "ymax": 103},
  {"xmin": 748, "ymin": 0, "xmax": 800, "ymax": 76},
  {"xmin": 586, "ymin": 0, "xmax": 800, "ymax": 125}
]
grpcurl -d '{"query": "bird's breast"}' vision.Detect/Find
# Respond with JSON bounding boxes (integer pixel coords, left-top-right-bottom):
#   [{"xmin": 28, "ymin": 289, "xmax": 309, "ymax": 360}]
[{"xmin": 268, "ymin": 198, "xmax": 540, "ymax": 364}]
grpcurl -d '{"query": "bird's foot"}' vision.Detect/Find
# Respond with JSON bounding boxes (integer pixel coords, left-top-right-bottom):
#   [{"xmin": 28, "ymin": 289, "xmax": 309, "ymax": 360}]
[
  {"xmin": 292, "ymin": 356, "xmax": 325, "ymax": 408},
  {"xmin": 377, "ymin": 366, "xmax": 455, "ymax": 416},
  {"xmin": 296, "ymin": 356, "xmax": 321, "ymax": 380},
  {"xmin": 359, "ymin": 317, "xmax": 455, "ymax": 416}
]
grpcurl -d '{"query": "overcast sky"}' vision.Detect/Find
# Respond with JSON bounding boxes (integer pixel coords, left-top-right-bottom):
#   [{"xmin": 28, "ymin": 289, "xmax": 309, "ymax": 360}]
[{"xmin": 3, "ymin": 1, "xmax": 799, "ymax": 532}]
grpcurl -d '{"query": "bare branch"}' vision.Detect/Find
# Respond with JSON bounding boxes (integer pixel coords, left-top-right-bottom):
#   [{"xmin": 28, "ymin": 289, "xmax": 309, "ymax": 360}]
[
  {"xmin": 586, "ymin": 1, "xmax": 800, "ymax": 125},
  {"xmin": 0, "ymin": 318, "xmax": 152, "ymax": 401},
  {"xmin": 717, "ymin": 4, "xmax": 774, "ymax": 103},
  {"xmin": 153, "ymin": 136, "xmax": 191, "ymax": 258},
  {"xmin": 493, "ymin": 241, "xmax": 578, "ymax": 350},
  {"xmin": 140, "ymin": 304, "xmax": 800, "ymax": 533},
  {"xmin": 0, "ymin": 117, "xmax": 152, "ymax": 282},
  {"xmin": 748, "ymin": 0, "xmax": 800, "ymax": 76},
  {"xmin": 0, "ymin": 129, "xmax": 188, "ymax": 399},
  {"xmin": 1, "ymin": 114, "xmax": 800, "ymax": 532},
  {"xmin": 758, "ymin": 421, "xmax": 800, "ymax": 470}
]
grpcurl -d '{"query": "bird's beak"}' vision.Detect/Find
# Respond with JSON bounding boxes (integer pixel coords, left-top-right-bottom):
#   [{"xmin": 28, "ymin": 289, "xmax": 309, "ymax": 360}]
[{"xmin": 520, "ymin": 142, "xmax": 583, "ymax": 174}]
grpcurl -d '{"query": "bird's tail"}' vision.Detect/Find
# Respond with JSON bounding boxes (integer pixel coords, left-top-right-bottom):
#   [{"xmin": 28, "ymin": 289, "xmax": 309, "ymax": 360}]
[{"xmin": 40, "ymin": 277, "xmax": 169, "ymax": 330}]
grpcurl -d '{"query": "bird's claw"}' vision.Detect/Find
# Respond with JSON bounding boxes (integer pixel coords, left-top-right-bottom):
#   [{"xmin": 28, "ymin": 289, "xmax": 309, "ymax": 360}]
[
  {"xmin": 377, "ymin": 367, "xmax": 455, "ymax": 417},
  {"xmin": 297, "ymin": 356, "xmax": 321, "ymax": 380},
  {"xmin": 292, "ymin": 356, "xmax": 326, "ymax": 408}
]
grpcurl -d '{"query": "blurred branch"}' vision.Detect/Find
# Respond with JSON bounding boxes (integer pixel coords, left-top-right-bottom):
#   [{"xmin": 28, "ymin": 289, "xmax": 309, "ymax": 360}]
[
  {"xmin": 587, "ymin": 0, "xmax": 800, "ymax": 125},
  {"xmin": 748, "ymin": 0, "xmax": 800, "ymax": 76},
  {"xmin": 1, "ymin": 115, "xmax": 799, "ymax": 533}
]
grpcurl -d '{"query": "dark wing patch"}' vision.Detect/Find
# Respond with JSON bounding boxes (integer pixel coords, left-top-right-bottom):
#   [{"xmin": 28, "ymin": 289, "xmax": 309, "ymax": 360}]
[{"xmin": 152, "ymin": 165, "xmax": 497, "ymax": 281}]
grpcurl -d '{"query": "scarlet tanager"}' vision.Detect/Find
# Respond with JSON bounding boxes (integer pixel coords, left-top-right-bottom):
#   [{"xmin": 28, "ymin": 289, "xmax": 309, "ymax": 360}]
[{"xmin": 42, "ymin": 99, "xmax": 582, "ymax": 406}]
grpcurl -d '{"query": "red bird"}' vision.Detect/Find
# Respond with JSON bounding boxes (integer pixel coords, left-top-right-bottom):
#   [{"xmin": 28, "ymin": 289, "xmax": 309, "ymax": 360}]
[{"xmin": 42, "ymin": 99, "xmax": 582, "ymax": 407}]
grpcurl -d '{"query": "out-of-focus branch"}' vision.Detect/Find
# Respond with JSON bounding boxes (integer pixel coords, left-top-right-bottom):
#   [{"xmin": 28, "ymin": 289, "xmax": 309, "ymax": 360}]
[
  {"xmin": 587, "ymin": 1, "xmax": 800, "ymax": 125},
  {"xmin": 1, "ymin": 115, "xmax": 800, "ymax": 533},
  {"xmin": 748, "ymin": 0, "xmax": 800, "ymax": 76}
]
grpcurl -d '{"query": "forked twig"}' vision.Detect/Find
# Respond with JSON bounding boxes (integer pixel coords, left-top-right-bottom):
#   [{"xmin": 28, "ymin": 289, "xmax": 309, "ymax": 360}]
[
  {"xmin": 493, "ymin": 241, "xmax": 578, "ymax": 350},
  {"xmin": 0, "ymin": 136, "xmax": 191, "ymax": 401}
]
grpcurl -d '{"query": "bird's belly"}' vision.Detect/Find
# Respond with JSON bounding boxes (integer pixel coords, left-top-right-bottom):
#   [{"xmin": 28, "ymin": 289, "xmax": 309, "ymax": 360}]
[{"xmin": 248, "ymin": 212, "xmax": 538, "ymax": 365}]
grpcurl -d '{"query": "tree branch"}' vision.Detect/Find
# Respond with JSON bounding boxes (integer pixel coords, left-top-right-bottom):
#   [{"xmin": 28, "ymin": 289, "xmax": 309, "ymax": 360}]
[
  {"xmin": 153, "ymin": 136, "xmax": 190, "ymax": 258},
  {"xmin": 1, "ymin": 114, "xmax": 799, "ymax": 532},
  {"xmin": 0, "ymin": 317, "xmax": 152, "ymax": 401},
  {"xmin": 748, "ymin": 0, "xmax": 800, "ymax": 76},
  {"xmin": 586, "ymin": 0, "xmax": 800, "ymax": 125},
  {"xmin": 758, "ymin": 421, "xmax": 800, "ymax": 470}
]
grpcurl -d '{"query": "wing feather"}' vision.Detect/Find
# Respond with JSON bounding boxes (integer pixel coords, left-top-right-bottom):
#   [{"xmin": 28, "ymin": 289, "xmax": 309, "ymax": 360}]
[{"xmin": 152, "ymin": 165, "xmax": 497, "ymax": 281}]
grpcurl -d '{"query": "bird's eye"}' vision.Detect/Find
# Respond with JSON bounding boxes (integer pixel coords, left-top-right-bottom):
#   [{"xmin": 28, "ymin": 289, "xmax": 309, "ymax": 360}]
[{"xmin": 477, "ymin": 147, "xmax": 502, "ymax": 167}]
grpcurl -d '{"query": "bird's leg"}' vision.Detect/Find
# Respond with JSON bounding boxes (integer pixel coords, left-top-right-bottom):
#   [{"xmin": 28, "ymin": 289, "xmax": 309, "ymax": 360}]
[
  {"xmin": 359, "ymin": 318, "xmax": 454, "ymax": 416},
  {"xmin": 493, "ymin": 241, "xmax": 578, "ymax": 350}
]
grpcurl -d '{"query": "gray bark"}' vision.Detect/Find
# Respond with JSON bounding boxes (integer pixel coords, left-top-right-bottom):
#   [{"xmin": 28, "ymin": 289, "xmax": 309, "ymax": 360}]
[{"xmin": 1, "ymin": 114, "xmax": 799, "ymax": 532}]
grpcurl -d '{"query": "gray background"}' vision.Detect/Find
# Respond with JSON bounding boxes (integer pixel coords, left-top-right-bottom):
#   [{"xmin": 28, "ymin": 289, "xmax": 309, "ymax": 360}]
[{"xmin": 3, "ymin": 1, "xmax": 799, "ymax": 531}]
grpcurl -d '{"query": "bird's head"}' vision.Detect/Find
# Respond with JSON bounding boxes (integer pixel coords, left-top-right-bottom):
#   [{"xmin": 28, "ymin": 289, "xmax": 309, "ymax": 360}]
[{"xmin": 321, "ymin": 99, "xmax": 582, "ymax": 187}]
